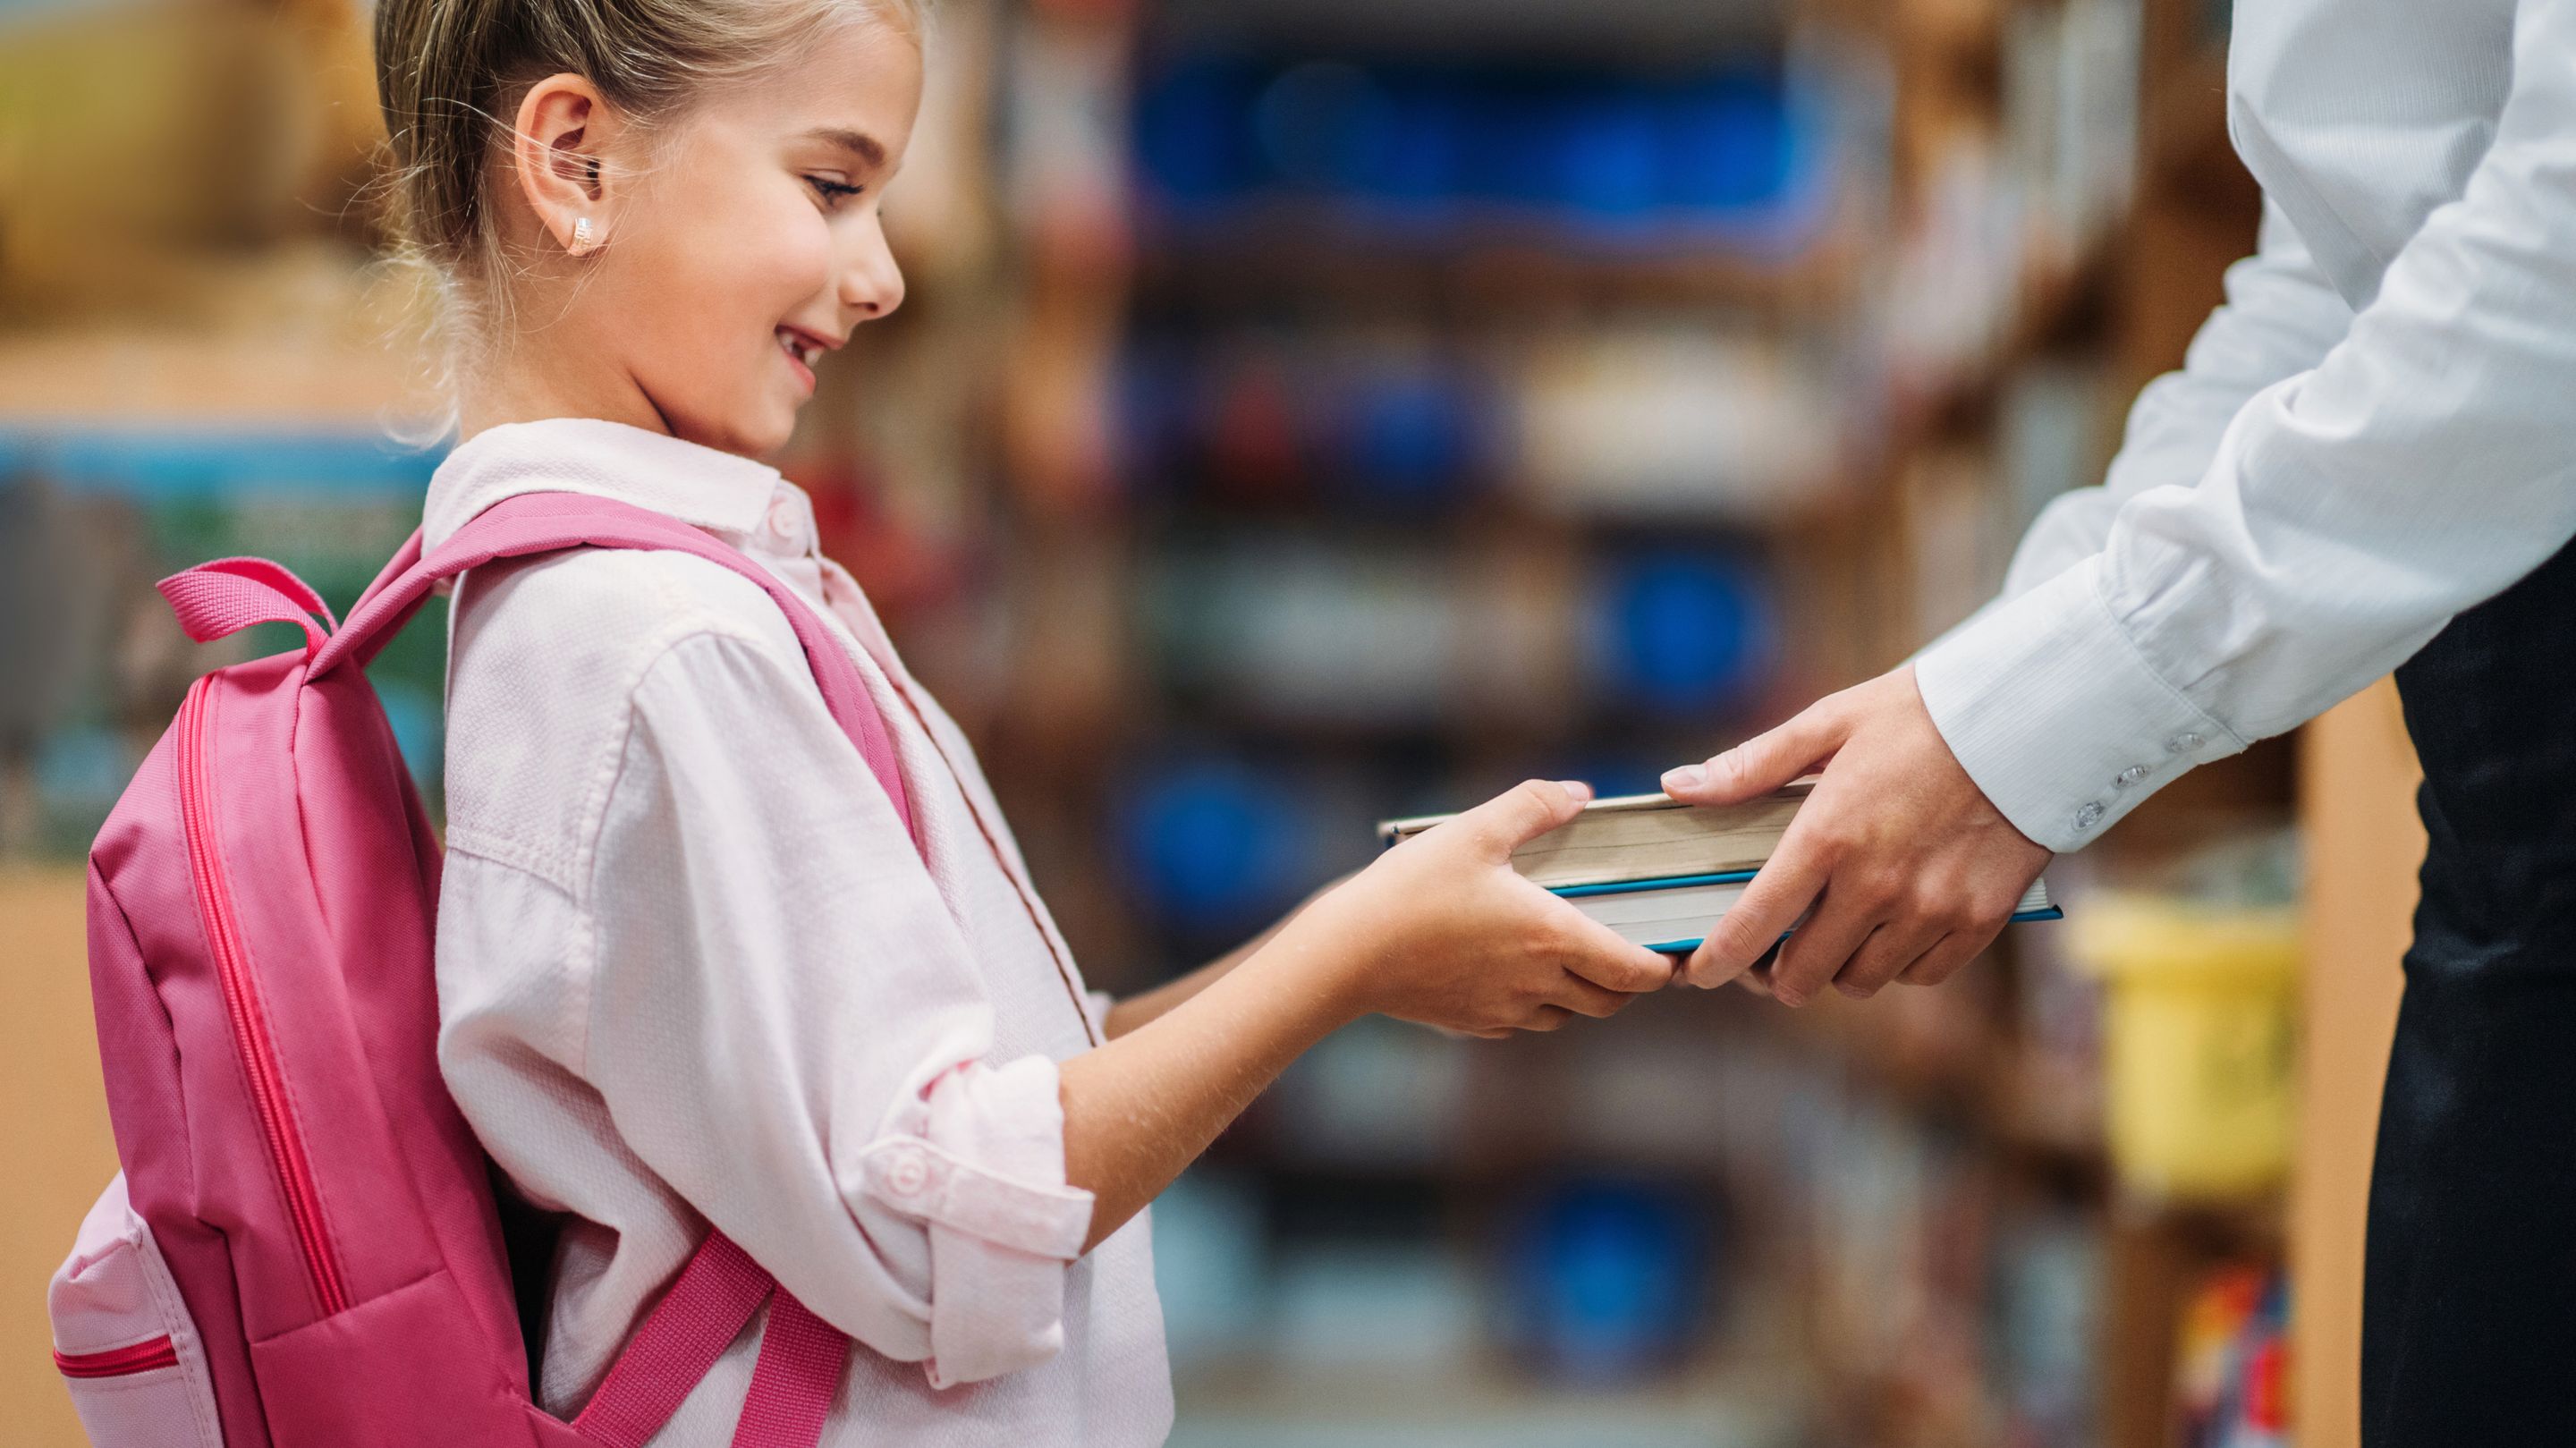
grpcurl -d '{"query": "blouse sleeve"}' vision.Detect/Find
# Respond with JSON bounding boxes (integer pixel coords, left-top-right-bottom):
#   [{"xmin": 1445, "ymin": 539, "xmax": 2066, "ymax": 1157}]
[
  {"xmin": 1918, "ymin": 0, "xmax": 2576, "ymax": 851},
  {"xmin": 1917, "ymin": 200, "xmax": 2352, "ymax": 658},
  {"xmin": 582, "ymin": 627, "xmax": 1093, "ymax": 1388}
]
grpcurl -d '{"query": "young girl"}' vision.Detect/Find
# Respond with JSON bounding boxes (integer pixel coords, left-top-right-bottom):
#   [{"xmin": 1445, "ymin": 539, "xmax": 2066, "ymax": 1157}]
[{"xmin": 374, "ymin": 0, "xmax": 1675, "ymax": 1441}]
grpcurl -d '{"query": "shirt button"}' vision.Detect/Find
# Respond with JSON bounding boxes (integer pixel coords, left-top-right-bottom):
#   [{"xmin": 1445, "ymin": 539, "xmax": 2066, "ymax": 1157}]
[
  {"xmin": 2165, "ymin": 732, "xmax": 2204, "ymax": 754},
  {"xmin": 767, "ymin": 497, "xmax": 801, "ymax": 539},
  {"xmin": 2072, "ymin": 801, "xmax": 2106, "ymax": 831},
  {"xmin": 884, "ymin": 1147, "xmax": 931, "ymax": 1198},
  {"xmin": 2115, "ymin": 765, "xmax": 2149, "ymax": 789}
]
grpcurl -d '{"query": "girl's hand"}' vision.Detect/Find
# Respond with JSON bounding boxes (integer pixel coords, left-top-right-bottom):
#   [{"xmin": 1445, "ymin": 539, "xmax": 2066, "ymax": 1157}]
[
  {"xmin": 1061, "ymin": 783, "xmax": 1671, "ymax": 1249},
  {"xmin": 1281, "ymin": 780, "xmax": 1678, "ymax": 1037}
]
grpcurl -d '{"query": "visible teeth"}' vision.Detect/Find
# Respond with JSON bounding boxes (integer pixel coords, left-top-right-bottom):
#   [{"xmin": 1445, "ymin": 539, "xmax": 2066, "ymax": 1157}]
[{"xmin": 776, "ymin": 330, "xmax": 819, "ymax": 368}]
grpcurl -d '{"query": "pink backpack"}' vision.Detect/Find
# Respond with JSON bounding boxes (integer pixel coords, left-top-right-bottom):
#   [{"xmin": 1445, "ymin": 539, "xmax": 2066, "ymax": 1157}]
[{"xmin": 50, "ymin": 491, "xmax": 919, "ymax": 1448}]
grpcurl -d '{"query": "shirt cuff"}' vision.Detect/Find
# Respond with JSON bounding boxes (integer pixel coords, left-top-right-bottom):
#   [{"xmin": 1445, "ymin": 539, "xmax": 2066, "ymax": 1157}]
[
  {"xmin": 857, "ymin": 1054, "xmax": 1093, "ymax": 1388},
  {"xmin": 1913, "ymin": 557, "xmax": 2246, "ymax": 852}
]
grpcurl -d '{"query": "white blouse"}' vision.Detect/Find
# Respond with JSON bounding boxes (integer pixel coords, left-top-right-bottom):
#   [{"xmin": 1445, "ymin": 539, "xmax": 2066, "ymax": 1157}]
[
  {"xmin": 428, "ymin": 418, "xmax": 1171, "ymax": 1445},
  {"xmin": 1918, "ymin": 0, "xmax": 2576, "ymax": 852}
]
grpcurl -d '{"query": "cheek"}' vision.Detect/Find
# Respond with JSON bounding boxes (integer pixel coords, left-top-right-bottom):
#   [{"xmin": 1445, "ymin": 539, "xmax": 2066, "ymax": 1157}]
[{"xmin": 638, "ymin": 182, "xmax": 834, "ymax": 356}]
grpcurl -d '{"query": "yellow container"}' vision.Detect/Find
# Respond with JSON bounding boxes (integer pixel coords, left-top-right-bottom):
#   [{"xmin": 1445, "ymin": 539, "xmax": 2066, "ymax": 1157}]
[{"xmin": 2069, "ymin": 894, "xmax": 2301, "ymax": 1201}]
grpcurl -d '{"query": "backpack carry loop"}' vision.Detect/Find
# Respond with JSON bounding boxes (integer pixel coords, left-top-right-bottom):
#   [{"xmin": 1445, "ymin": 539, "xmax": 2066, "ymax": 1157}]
[
  {"xmin": 323, "ymin": 490, "xmax": 919, "ymax": 1447},
  {"xmin": 157, "ymin": 556, "xmax": 342, "ymax": 655}
]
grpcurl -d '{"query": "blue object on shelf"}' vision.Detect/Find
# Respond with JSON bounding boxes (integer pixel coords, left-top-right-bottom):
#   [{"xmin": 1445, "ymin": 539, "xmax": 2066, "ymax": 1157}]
[
  {"xmin": 1133, "ymin": 53, "xmax": 1824, "ymax": 248},
  {"xmin": 1591, "ymin": 553, "xmax": 1776, "ymax": 715},
  {"xmin": 1662, "ymin": 73, "xmax": 1798, "ymax": 210},
  {"xmin": 1335, "ymin": 365, "xmax": 1482, "ymax": 508},
  {"xmin": 1133, "ymin": 55, "xmax": 1268, "ymax": 206},
  {"xmin": 1117, "ymin": 758, "xmax": 1317, "ymax": 940},
  {"xmin": 1253, "ymin": 60, "xmax": 1388, "ymax": 191},
  {"xmin": 1546, "ymin": 93, "xmax": 1664, "ymax": 217},
  {"xmin": 1504, "ymin": 1176, "xmax": 1711, "ymax": 1384}
]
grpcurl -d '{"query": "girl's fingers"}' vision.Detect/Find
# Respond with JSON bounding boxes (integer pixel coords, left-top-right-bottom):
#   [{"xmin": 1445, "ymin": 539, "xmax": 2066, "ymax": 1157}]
[
  {"xmin": 1519, "ymin": 1003, "xmax": 1575, "ymax": 1032},
  {"xmin": 1553, "ymin": 907, "xmax": 1681, "ymax": 994},
  {"xmin": 1552, "ymin": 976, "xmax": 1638, "ymax": 1020},
  {"xmin": 1457, "ymin": 779, "xmax": 1595, "ymax": 860}
]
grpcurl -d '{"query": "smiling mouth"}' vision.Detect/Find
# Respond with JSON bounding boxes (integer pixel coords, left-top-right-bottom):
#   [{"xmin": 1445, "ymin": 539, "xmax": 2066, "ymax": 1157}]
[{"xmin": 775, "ymin": 327, "xmax": 823, "ymax": 369}]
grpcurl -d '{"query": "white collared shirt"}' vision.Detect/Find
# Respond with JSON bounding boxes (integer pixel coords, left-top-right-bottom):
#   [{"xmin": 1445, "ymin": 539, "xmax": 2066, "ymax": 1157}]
[
  {"xmin": 427, "ymin": 418, "xmax": 1170, "ymax": 1444},
  {"xmin": 1916, "ymin": 0, "xmax": 2576, "ymax": 851}
]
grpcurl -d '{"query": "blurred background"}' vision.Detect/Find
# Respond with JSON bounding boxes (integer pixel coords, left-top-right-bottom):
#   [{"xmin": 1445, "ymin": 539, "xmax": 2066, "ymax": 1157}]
[{"xmin": 0, "ymin": 0, "xmax": 2429, "ymax": 1444}]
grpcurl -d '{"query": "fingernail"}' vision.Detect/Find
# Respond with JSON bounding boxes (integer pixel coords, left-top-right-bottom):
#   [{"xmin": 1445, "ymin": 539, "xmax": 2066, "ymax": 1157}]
[
  {"xmin": 1661, "ymin": 765, "xmax": 1706, "ymax": 792},
  {"xmin": 1557, "ymin": 779, "xmax": 1594, "ymax": 802}
]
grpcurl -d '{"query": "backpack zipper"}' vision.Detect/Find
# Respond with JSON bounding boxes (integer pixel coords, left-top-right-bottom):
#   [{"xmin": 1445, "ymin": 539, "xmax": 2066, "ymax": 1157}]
[
  {"xmin": 55, "ymin": 1336, "xmax": 180, "ymax": 1378},
  {"xmin": 176, "ymin": 677, "xmax": 351, "ymax": 1317}
]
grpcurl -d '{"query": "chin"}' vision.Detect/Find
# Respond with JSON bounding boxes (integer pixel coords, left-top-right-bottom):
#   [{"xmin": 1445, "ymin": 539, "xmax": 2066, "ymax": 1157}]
[{"xmin": 676, "ymin": 404, "xmax": 796, "ymax": 461}]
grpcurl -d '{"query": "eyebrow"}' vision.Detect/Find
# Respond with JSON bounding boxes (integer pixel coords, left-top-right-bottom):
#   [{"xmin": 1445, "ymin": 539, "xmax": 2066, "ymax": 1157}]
[{"xmin": 801, "ymin": 126, "xmax": 887, "ymax": 170}]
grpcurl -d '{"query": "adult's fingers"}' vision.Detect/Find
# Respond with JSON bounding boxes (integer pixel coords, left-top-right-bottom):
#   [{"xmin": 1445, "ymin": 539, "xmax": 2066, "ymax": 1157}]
[
  {"xmin": 1766, "ymin": 878, "xmax": 1884, "ymax": 1007},
  {"xmin": 1455, "ymin": 779, "xmax": 1595, "ymax": 860},
  {"xmin": 1897, "ymin": 923, "xmax": 1998, "ymax": 988},
  {"xmin": 1832, "ymin": 914, "xmax": 1947, "ymax": 1000},
  {"xmin": 1724, "ymin": 941, "xmax": 1784, "ymax": 996},
  {"xmin": 1684, "ymin": 834, "xmax": 1829, "ymax": 987},
  {"xmin": 1519, "ymin": 1003, "xmax": 1575, "ymax": 1032},
  {"xmin": 1661, "ymin": 697, "xmax": 1849, "ymax": 808}
]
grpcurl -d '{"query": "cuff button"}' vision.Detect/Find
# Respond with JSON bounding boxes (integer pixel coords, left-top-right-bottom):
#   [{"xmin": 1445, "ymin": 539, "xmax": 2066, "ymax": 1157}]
[
  {"xmin": 2114, "ymin": 765, "xmax": 2148, "ymax": 789},
  {"xmin": 2072, "ymin": 801, "xmax": 2106, "ymax": 831},
  {"xmin": 2165, "ymin": 732, "xmax": 2204, "ymax": 754},
  {"xmin": 885, "ymin": 1148, "xmax": 932, "ymax": 1198}
]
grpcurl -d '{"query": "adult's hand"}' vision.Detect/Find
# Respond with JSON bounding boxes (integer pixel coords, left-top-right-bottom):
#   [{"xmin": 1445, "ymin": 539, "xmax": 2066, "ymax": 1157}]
[{"xmin": 1660, "ymin": 665, "xmax": 2051, "ymax": 1004}]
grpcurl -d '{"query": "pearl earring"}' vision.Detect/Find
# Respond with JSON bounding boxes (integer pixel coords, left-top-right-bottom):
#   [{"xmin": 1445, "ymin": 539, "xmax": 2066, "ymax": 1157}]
[{"xmin": 572, "ymin": 216, "xmax": 597, "ymax": 253}]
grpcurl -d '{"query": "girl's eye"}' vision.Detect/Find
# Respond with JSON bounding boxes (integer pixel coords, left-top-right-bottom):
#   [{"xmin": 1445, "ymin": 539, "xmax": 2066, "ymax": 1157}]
[{"xmin": 808, "ymin": 175, "xmax": 864, "ymax": 207}]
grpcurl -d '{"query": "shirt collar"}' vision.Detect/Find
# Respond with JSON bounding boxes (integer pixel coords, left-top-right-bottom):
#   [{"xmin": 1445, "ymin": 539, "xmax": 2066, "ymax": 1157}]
[{"xmin": 421, "ymin": 417, "xmax": 801, "ymax": 554}]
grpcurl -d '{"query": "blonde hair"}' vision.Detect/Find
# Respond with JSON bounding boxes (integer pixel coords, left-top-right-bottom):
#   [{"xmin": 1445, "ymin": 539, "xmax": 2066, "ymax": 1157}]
[{"xmin": 369, "ymin": 0, "xmax": 926, "ymax": 433}]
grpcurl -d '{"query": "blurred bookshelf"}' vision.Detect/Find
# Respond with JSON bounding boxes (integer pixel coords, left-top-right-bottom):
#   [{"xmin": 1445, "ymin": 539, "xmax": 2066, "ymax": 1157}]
[
  {"xmin": 970, "ymin": 1, "xmax": 2308, "ymax": 1445},
  {"xmin": 0, "ymin": 0, "xmax": 2375, "ymax": 1445}
]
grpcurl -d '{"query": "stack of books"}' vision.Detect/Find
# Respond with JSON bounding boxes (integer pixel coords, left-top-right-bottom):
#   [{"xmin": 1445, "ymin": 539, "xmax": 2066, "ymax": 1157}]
[{"xmin": 1377, "ymin": 781, "xmax": 2058, "ymax": 954}]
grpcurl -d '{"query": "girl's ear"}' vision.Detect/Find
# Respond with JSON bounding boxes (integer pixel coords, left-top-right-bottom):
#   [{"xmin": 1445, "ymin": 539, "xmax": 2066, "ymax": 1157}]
[{"xmin": 511, "ymin": 72, "xmax": 621, "ymax": 257}]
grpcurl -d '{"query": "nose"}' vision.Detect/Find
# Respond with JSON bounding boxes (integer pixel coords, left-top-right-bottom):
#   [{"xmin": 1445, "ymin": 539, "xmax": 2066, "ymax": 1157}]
[{"xmin": 841, "ymin": 222, "xmax": 907, "ymax": 322}]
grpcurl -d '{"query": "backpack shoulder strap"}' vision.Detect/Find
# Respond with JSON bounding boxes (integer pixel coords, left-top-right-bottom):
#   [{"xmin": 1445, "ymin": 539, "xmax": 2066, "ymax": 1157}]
[
  {"xmin": 316, "ymin": 490, "xmax": 911, "ymax": 838},
  {"xmin": 323, "ymin": 492, "xmax": 898, "ymax": 1447}
]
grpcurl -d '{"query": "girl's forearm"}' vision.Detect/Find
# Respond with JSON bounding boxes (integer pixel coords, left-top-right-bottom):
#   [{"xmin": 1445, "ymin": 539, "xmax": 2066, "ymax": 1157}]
[{"xmin": 1060, "ymin": 919, "xmax": 1362, "ymax": 1250}]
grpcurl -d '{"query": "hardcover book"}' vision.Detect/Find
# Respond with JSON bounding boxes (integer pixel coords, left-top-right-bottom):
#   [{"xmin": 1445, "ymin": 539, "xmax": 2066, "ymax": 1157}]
[{"xmin": 1378, "ymin": 782, "xmax": 2059, "ymax": 953}]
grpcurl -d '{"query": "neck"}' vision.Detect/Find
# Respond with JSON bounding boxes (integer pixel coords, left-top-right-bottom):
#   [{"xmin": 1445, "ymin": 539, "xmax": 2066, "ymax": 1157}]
[{"xmin": 455, "ymin": 337, "xmax": 674, "ymax": 445}]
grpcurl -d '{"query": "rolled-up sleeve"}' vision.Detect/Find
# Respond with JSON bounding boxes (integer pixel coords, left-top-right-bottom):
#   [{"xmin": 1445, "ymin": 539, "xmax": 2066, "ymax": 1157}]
[{"xmin": 585, "ymin": 629, "xmax": 1092, "ymax": 1387}]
